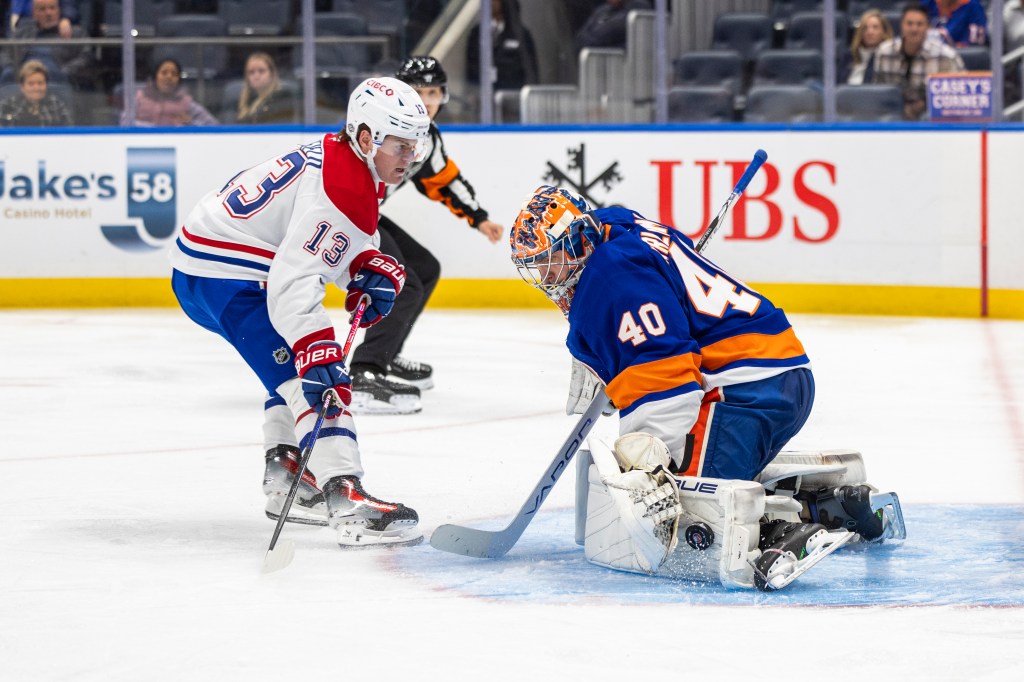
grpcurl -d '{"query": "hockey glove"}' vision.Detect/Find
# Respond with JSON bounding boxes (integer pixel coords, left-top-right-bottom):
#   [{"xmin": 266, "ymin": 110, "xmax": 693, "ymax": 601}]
[
  {"xmin": 346, "ymin": 251, "xmax": 406, "ymax": 328},
  {"xmin": 566, "ymin": 357, "xmax": 616, "ymax": 416},
  {"xmin": 293, "ymin": 340, "xmax": 352, "ymax": 418}
]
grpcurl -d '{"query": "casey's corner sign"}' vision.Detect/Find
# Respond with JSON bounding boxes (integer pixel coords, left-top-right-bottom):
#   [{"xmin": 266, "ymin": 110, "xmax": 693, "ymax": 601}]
[{"xmin": 928, "ymin": 71, "xmax": 993, "ymax": 122}]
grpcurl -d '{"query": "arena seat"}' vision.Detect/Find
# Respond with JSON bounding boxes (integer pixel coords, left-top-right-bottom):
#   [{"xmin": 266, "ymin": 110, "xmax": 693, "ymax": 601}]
[
  {"xmin": 743, "ymin": 84, "xmax": 822, "ymax": 122},
  {"xmin": 667, "ymin": 85, "xmax": 735, "ymax": 123}
]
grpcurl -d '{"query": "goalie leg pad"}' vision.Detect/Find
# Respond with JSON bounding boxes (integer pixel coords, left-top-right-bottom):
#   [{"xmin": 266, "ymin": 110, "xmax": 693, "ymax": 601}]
[
  {"xmin": 758, "ymin": 450, "xmax": 905, "ymax": 543},
  {"xmin": 662, "ymin": 475, "xmax": 764, "ymax": 589},
  {"xmin": 583, "ymin": 465, "xmax": 764, "ymax": 588},
  {"xmin": 757, "ymin": 449, "xmax": 869, "ymax": 492}
]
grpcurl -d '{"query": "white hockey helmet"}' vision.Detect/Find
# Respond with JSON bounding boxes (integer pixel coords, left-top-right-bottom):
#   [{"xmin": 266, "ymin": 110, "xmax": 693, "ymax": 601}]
[{"xmin": 345, "ymin": 76, "xmax": 431, "ymax": 157}]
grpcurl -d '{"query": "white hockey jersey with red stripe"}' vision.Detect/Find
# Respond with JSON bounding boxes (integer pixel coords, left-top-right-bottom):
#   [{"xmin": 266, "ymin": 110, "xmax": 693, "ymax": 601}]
[{"xmin": 169, "ymin": 134, "xmax": 383, "ymax": 348}]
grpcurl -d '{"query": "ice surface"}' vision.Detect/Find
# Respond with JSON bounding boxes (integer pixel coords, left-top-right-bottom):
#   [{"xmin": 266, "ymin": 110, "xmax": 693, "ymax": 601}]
[{"xmin": 1, "ymin": 310, "xmax": 1022, "ymax": 681}]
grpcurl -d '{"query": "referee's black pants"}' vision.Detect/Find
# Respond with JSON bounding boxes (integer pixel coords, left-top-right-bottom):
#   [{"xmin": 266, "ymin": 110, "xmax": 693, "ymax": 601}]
[{"xmin": 350, "ymin": 215, "xmax": 441, "ymax": 373}]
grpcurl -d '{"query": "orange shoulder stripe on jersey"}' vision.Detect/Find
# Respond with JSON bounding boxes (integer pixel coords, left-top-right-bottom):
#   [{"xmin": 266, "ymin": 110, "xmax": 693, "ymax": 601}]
[
  {"xmin": 699, "ymin": 328, "xmax": 806, "ymax": 372},
  {"xmin": 606, "ymin": 353, "xmax": 702, "ymax": 410},
  {"xmin": 419, "ymin": 158, "xmax": 461, "ymax": 202}
]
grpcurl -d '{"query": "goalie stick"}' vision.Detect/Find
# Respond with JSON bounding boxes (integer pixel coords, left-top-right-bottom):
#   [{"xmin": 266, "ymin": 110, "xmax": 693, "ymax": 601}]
[
  {"xmin": 428, "ymin": 387, "xmax": 611, "ymax": 558},
  {"xmin": 262, "ymin": 296, "xmax": 368, "ymax": 573},
  {"xmin": 429, "ymin": 150, "xmax": 769, "ymax": 560},
  {"xmin": 694, "ymin": 149, "xmax": 768, "ymax": 254}
]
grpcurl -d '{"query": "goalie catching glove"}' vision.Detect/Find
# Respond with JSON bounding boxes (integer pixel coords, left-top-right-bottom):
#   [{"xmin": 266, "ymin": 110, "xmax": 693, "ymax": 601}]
[
  {"xmin": 346, "ymin": 251, "xmax": 406, "ymax": 328},
  {"xmin": 293, "ymin": 338, "xmax": 352, "ymax": 418},
  {"xmin": 588, "ymin": 432, "xmax": 683, "ymax": 574}
]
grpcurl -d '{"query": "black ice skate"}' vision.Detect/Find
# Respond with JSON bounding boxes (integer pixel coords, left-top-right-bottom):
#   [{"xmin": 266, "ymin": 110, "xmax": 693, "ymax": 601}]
[
  {"xmin": 350, "ymin": 366, "xmax": 422, "ymax": 415},
  {"xmin": 263, "ymin": 445, "xmax": 327, "ymax": 526},
  {"xmin": 388, "ymin": 355, "xmax": 434, "ymax": 390},
  {"xmin": 798, "ymin": 485, "xmax": 907, "ymax": 543},
  {"xmin": 753, "ymin": 519, "xmax": 853, "ymax": 591},
  {"xmin": 323, "ymin": 475, "xmax": 422, "ymax": 547}
]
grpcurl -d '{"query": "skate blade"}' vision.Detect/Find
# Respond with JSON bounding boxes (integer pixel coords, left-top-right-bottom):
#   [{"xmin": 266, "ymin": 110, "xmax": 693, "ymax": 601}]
[
  {"xmin": 870, "ymin": 491, "xmax": 907, "ymax": 542},
  {"xmin": 265, "ymin": 510, "xmax": 328, "ymax": 527},
  {"xmin": 265, "ymin": 495, "xmax": 328, "ymax": 526},
  {"xmin": 389, "ymin": 376, "xmax": 434, "ymax": 390},
  {"xmin": 754, "ymin": 529, "xmax": 854, "ymax": 591},
  {"xmin": 335, "ymin": 524, "xmax": 424, "ymax": 548},
  {"xmin": 349, "ymin": 392, "xmax": 422, "ymax": 415},
  {"xmin": 261, "ymin": 539, "xmax": 296, "ymax": 573}
]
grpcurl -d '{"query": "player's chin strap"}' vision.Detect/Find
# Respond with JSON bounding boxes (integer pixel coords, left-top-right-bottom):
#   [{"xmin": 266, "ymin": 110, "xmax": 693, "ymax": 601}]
[{"xmin": 349, "ymin": 137, "xmax": 385, "ymax": 186}]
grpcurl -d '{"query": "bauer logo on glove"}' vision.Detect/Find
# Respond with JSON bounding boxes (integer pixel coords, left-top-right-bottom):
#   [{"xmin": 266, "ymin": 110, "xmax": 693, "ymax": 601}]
[
  {"xmin": 292, "ymin": 339, "xmax": 352, "ymax": 417},
  {"xmin": 346, "ymin": 251, "xmax": 406, "ymax": 328}
]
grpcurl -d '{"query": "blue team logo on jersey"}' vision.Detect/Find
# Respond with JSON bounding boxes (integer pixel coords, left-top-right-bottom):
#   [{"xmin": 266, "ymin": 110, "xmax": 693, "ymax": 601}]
[
  {"xmin": 542, "ymin": 143, "xmax": 623, "ymax": 208},
  {"xmin": 100, "ymin": 148, "xmax": 177, "ymax": 252}
]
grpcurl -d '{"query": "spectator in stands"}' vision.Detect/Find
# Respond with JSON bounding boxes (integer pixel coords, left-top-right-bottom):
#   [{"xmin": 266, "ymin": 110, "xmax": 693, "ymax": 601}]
[
  {"xmin": 405, "ymin": 0, "xmax": 445, "ymax": 52},
  {"xmin": 1, "ymin": 0, "xmax": 94, "ymax": 89},
  {"xmin": 466, "ymin": 0, "xmax": 539, "ymax": 91},
  {"xmin": 8, "ymin": 0, "xmax": 79, "ymax": 37},
  {"xmin": 1004, "ymin": 0, "xmax": 1024, "ymax": 52},
  {"xmin": 122, "ymin": 57, "xmax": 218, "ymax": 127},
  {"xmin": 923, "ymin": 0, "xmax": 988, "ymax": 47},
  {"xmin": 0, "ymin": 58, "xmax": 72, "ymax": 126},
  {"xmin": 846, "ymin": 9, "xmax": 894, "ymax": 84},
  {"xmin": 233, "ymin": 52, "xmax": 296, "ymax": 124},
  {"xmin": 573, "ymin": 0, "xmax": 651, "ymax": 54},
  {"xmin": 869, "ymin": 3, "xmax": 964, "ymax": 120},
  {"xmin": 1002, "ymin": 1, "xmax": 1024, "ymax": 107}
]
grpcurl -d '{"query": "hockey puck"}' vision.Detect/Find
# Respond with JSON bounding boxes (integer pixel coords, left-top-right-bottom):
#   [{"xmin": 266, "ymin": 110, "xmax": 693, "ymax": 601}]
[{"xmin": 684, "ymin": 522, "xmax": 714, "ymax": 551}]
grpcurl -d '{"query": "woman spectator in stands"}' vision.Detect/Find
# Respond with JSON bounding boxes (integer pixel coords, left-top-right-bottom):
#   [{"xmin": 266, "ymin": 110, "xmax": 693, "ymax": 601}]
[
  {"xmin": 0, "ymin": 59, "xmax": 72, "ymax": 126},
  {"xmin": 234, "ymin": 52, "xmax": 296, "ymax": 124},
  {"xmin": 122, "ymin": 57, "xmax": 218, "ymax": 127},
  {"xmin": 845, "ymin": 9, "xmax": 894, "ymax": 85}
]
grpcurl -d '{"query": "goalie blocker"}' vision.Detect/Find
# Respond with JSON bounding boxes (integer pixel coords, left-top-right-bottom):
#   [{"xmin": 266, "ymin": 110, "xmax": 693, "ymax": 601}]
[{"xmin": 576, "ymin": 434, "xmax": 905, "ymax": 591}]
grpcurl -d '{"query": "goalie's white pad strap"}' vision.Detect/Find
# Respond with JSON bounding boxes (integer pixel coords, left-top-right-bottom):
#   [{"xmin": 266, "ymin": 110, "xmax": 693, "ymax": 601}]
[{"xmin": 758, "ymin": 449, "xmax": 868, "ymax": 490}]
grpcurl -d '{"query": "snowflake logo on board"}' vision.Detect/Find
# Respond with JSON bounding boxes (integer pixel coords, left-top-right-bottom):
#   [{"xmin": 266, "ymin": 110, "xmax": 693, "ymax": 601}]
[{"xmin": 542, "ymin": 143, "xmax": 622, "ymax": 208}]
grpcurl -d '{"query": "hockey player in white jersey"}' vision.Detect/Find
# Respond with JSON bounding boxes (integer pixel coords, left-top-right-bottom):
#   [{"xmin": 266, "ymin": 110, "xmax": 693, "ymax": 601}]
[
  {"xmin": 169, "ymin": 77, "xmax": 430, "ymax": 547},
  {"xmin": 510, "ymin": 186, "xmax": 905, "ymax": 589}
]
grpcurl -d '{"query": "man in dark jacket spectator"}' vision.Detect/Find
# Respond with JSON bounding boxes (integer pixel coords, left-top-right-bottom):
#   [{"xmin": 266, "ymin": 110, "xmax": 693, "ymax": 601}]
[
  {"xmin": 1, "ymin": 0, "xmax": 95, "ymax": 90},
  {"xmin": 467, "ymin": 0, "xmax": 539, "ymax": 91}
]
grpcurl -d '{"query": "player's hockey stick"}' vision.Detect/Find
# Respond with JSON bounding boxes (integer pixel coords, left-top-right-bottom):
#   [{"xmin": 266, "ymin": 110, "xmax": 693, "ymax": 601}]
[
  {"xmin": 262, "ymin": 296, "xmax": 369, "ymax": 573},
  {"xmin": 430, "ymin": 151, "xmax": 769, "ymax": 559},
  {"xmin": 429, "ymin": 387, "xmax": 611, "ymax": 558},
  {"xmin": 694, "ymin": 149, "xmax": 768, "ymax": 254}
]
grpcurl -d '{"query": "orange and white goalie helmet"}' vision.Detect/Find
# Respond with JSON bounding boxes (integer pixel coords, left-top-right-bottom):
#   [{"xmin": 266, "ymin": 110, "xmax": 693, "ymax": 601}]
[{"xmin": 509, "ymin": 186, "xmax": 601, "ymax": 316}]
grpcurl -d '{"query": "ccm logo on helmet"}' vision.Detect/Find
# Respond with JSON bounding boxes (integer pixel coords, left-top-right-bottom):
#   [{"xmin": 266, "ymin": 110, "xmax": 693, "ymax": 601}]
[{"xmin": 366, "ymin": 80, "xmax": 395, "ymax": 96}]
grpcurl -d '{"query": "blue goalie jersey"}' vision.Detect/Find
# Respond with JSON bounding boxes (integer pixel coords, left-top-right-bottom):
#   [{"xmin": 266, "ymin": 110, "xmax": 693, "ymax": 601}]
[{"xmin": 566, "ymin": 207, "xmax": 810, "ymax": 419}]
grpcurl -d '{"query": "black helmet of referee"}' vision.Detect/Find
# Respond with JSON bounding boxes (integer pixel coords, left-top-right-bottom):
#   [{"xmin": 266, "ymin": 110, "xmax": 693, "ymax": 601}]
[{"xmin": 395, "ymin": 56, "xmax": 449, "ymax": 105}]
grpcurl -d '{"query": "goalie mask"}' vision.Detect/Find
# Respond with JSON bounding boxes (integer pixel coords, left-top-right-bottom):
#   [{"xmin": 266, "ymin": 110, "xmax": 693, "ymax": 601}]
[{"xmin": 510, "ymin": 186, "xmax": 602, "ymax": 316}]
